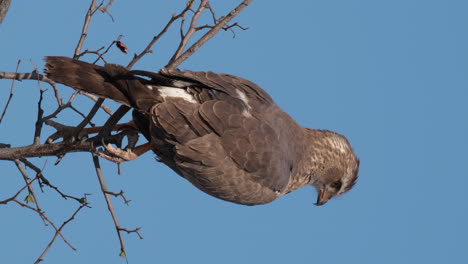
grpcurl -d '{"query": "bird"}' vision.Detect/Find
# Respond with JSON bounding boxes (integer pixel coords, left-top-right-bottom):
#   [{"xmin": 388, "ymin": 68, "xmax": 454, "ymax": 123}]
[{"xmin": 44, "ymin": 56, "xmax": 359, "ymax": 206}]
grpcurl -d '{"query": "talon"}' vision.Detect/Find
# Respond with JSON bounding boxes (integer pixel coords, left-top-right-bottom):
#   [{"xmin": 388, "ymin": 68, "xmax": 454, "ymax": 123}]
[
  {"xmin": 97, "ymin": 144, "xmax": 139, "ymax": 163},
  {"xmin": 96, "ymin": 148, "xmax": 126, "ymax": 163}
]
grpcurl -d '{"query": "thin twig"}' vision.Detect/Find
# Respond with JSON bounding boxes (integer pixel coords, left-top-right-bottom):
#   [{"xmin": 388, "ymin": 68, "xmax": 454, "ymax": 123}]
[
  {"xmin": 91, "ymin": 153, "xmax": 128, "ymax": 259},
  {"xmin": 97, "ymin": 0, "xmax": 115, "ymax": 22},
  {"xmin": 95, "ymin": 105, "xmax": 130, "ymax": 137},
  {"xmin": 74, "ymin": 0, "xmax": 98, "ymax": 59},
  {"xmin": 105, "ymin": 190, "xmax": 131, "ymax": 205},
  {"xmin": 74, "ymin": 98, "xmax": 104, "ymax": 134},
  {"xmin": 19, "ymin": 159, "xmax": 88, "ymax": 202},
  {"xmin": 0, "ymin": 71, "xmax": 58, "ymax": 95},
  {"xmin": 91, "ymin": 39, "xmax": 117, "ymax": 64},
  {"xmin": 14, "ymin": 198, "xmax": 77, "ymax": 252},
  {"xmin": 168, "ymin": 0, "xmax": 209, "ymax": 64},
  {"xmin": 98, "ymin": 0, "xmax": 114, "ymax": 13},
  {"xmin": 0, "ymin": 176, "xmax": 37, "ymax": 205},
  {"xmin": 19, "ymin": 158, "xmax": 51, "ymax": 188},
  {"xmin": 126, "ymin": 0, "xmax": 195, "ymax": 69},
  {"xmin": 165, "ymin": 0, "xmax": 253, "ymax": 69},
  {"xmin": 34, "ymin": 202, "xmax": 88, "ymax": 264},
  {"xmin": 119, "ymin": 227, "xmax": 143, "ymax": 239},
  {"xmin": 79, "ymin": 91, "xmax": 113, "ymax": 115},
  {"xmin": 69, "ymin": 105, "xmax": 95, "ymax": 124},
  {"xmin": 0, "ymin": 60, "xmax": 21, "ymax": 125},
  {"xmin": 14, "ymin": 160, "xmax": 47, "ymax": 224},
  {"xmin": 0, "ymin": 177, "xmax": 78, "ymax": 254}
]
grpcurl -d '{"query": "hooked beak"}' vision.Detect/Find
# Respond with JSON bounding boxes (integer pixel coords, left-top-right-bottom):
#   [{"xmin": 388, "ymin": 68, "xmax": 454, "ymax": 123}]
[{"xmin": 315, "ymin": 188, "xmax": 331, "ymax": 206}]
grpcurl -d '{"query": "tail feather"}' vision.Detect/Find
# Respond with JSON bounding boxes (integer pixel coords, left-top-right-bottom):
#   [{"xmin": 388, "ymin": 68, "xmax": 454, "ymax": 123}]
[{"xmin": 44, "ymin": 56, "xmax": 132, "ymax": 106}]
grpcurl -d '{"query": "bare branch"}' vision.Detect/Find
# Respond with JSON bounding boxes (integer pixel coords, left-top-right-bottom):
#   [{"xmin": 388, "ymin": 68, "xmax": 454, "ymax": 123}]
[
  {"xmin": 35, "ymin": 202, "xmax": 88, "ymax": 264},
  {"xmin": 1, "ymin": 176, "xmax": 80, "ymax": 258},
  {"xmin": 92, "ymin": 153, "xmax": 128, "ymax": 259},
  {"xmin": 75, "ymin": 98, "xmax": 104, "ymax": 134},
  {"xmin": 168, "ymin": 0, "xmax": 209, "ymax": 64},
  {"xmin": 105, "ymin": 190, "xmax": 131, "ymax": 205},
  {"xmin": 96, "ymin": 105, "xmax": 131, "ymax": 137},
  {"xmin": 165, "ymin": 0, "xmax": 253, "ymax": 69},
  {"xmin": 14, "ymin": 159, "xmax": 47, "ymax": 225},
  {"xmin": 126, "ymin": 0, "xmax": 195, "ymax": 69},
  {"xmin": 119, "ymin": 227, "xmax": 143, "ymax": 239},
  {"xmin": 0, "ymin": 70, "xmax": 58, "ymax": 94},
  {"xmin": 74, "ymin": 0, "xmax": 98, "ymax": 59},
  {"xmin": 79, "ymin": 91, "xmax": 113, "ymax": 115},
  {"xmin": 14, "ymin": 198, "xmax": 78, "ymax": 253},
  {"xmin": 0, "ymin": 140, "xmax": 95, "ymax": 160},
  {"xmin": 97, "ymin": 0, "xmax": 115, "ymax": 22},
  {"xmin": 0, "ymin": 177, "xmax": 37, "ymax": 205},
  {"xmin": 98, "ymin": 0, "xmax": 115, "ymax": 13}
]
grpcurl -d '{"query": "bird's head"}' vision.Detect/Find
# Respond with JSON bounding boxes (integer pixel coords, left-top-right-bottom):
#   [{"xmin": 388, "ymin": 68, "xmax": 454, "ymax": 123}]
[
  {"xmin": 313, "ymin": 162, "xmax": 359, "ymax": 206},
  {"xmin": 306, "ymin": 130, "xmax": 360, "ymax": 206}
]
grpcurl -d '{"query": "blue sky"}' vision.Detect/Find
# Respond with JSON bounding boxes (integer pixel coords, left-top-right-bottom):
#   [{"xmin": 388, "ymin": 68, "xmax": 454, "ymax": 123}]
[{"xmin": 1, "ymin": 0, "xmax": 467, "ymax": 263}]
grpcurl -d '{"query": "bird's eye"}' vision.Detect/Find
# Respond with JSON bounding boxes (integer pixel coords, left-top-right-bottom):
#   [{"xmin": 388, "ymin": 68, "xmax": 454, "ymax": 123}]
[{"xmin": 330, "ymin": 181, "xmax": 342, "ymax": 190}]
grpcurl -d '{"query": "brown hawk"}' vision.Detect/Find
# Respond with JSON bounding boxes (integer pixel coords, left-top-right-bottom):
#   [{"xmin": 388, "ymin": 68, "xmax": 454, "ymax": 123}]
[{"xmin": 44, "ymin": 56, "xmax": 359, "ymax": 206}]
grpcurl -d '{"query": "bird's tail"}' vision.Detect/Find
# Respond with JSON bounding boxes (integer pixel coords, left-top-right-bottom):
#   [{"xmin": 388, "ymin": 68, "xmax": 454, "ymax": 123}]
[{"xmin": 44, "ymin": 56, "xmax": 135, "ymax": 107}]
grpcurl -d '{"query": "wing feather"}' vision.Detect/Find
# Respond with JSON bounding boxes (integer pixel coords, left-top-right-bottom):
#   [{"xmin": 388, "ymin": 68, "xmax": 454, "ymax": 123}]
[{"xmin": 149, "ymin": 71, "xmax": 293, "ymax": 199}]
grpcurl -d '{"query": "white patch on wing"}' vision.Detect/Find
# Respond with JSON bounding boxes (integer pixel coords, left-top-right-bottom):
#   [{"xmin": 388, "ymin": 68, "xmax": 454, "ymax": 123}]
[
  {"xmin": 236, "ymin": 89, "xmax": 249, "ymax": 105},
  {"xmin": 156, "ymin": 86, "xmax": 197, "ymax": 103},
  {"xmin": 236, "ymin": 89, "xmax": 252, "ymax": 117}
]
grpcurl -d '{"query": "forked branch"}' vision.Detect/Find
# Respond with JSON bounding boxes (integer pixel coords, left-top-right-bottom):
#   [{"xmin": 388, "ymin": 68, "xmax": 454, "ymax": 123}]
[{"xmin": 165, "ymin": 0, "xmax": 252, "ymax": 69}]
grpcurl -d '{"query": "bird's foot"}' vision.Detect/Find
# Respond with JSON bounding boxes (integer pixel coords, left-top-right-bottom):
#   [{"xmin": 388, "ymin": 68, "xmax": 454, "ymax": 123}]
[
  {"xmin": 97, "ymin": 142, "xmax": 152, "ymax": 163},
  {"xmin": 97, "ymin": 144, "xmax": 139, "ymax": 163}
]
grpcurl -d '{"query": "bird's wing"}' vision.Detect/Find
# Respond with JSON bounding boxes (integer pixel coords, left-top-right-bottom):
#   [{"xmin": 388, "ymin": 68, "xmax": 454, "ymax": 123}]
[
  {"xmin": 151, "ymin": 94, "xmax": 291, "ymax": 194},
  {"xmin": 217, "ymin": 108, "xmax": 292, "ymax": 192}
]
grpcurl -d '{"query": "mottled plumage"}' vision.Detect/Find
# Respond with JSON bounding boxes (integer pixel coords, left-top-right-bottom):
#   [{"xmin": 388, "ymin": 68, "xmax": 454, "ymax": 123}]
[{"xmin": 44, "ymin": 56, "xmax": 359, "ymax": 206}]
